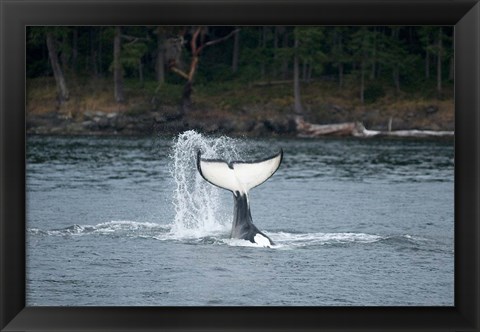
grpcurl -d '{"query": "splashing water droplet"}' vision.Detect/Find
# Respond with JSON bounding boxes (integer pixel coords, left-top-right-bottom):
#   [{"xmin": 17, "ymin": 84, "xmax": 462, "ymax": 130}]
[{"xmin": 169, "ymin": 130, "xmax": 241, "ymax": 238}]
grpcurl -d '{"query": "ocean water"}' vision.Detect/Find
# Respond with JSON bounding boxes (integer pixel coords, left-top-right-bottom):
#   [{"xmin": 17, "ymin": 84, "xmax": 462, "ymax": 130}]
[{"xmin": 26, "ymin": 131, "xmax": 454, "ymax": 306}]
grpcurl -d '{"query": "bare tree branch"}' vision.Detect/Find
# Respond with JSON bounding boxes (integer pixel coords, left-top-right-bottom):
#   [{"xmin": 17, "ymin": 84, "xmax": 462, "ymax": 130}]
[
  {"xmin": 197, "ymin": 28, "xmax": 240, "ymax": 55},
  {"xmin": 191, "ymin": 27, "xmax": 202, "ymax": 55},
  {"xmin": 168, "ymin": 27, "xmax": 241, "ymax": 114},
  {"xmin": 170, "ymin": 66, "xmax": 190, "ymax": 80},
  {"xmin": 121, "ymin": 34, "xmax": 150, "ymax": 45}
]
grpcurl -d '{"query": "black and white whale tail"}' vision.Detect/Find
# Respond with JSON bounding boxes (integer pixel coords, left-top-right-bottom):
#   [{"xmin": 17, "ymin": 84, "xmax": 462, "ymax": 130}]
[{"xmin": 197, "ymin": 149, "xmax": 283, "ymax": 247}]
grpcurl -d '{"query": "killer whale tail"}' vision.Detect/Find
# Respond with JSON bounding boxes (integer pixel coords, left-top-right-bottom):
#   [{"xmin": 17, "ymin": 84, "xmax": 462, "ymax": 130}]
[
  {"xmin": 196, "ymin": 149, "xmax": 283, "ymax": 195},
  {"xmin": 197, "ymin": 149, "xmax": 282, "ymax": 247}
]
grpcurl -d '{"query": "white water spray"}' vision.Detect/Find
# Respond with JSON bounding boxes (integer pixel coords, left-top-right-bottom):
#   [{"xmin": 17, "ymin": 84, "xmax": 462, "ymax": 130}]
[{"xmin": 169, "ymin": 130, "xmax": 242, "ymax": 238}]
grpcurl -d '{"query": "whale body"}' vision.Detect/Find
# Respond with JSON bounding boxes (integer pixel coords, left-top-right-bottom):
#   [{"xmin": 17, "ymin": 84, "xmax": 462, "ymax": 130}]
[{"xmin": 196, "ymin": 150, "xmax": 283, "ymax": 247}]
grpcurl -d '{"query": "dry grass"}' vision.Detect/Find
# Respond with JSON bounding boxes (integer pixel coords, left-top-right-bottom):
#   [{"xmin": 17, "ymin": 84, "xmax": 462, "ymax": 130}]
[
  {"xmin": 27, "ymin": 77, "xmax": 137, "ymax": 117},
  {"xmin": 27, "ymin": 77, "xmax": 454, "ymax": 129}
]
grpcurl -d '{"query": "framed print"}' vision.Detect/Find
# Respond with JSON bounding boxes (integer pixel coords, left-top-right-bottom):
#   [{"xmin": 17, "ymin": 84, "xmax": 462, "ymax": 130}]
[{"xmin": 1, "ymin": 0, "xmax": 479, "ymax": 331}]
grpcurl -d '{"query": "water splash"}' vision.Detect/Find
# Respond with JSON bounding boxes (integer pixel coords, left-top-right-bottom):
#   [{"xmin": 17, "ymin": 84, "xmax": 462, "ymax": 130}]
[
  {"xmin": 169, "ymin": 130, "xmax": 242, "ymax": 238},
  {"xmin": 27, "ymin": 221, "xmax": 169, "ymax": 237},
  {"xmin": 27, "ymin": 223, "xmax": 446, "ymax": 253}
]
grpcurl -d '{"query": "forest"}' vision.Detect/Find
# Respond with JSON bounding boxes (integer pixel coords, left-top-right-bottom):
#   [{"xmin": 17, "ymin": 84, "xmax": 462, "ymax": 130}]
[{"xmin": 26, "ymin": 26, "xmax": 454, "ymax": 136}]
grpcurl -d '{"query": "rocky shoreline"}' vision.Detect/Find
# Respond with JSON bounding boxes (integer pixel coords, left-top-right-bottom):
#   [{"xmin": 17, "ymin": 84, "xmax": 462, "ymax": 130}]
[
  {"xmin": 26, "ymin": 104, "xmax": 454, "ymax": 138},
  {"xmin": 27, "ymin": 109, "xmax": 298, "ymax": 137}
]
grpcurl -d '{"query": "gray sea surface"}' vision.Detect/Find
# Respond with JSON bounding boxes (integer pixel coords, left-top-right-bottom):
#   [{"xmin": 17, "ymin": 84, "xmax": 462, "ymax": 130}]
[{"xmin": 26, "ymin": 133, "xmax": 454, "ymax": 306}]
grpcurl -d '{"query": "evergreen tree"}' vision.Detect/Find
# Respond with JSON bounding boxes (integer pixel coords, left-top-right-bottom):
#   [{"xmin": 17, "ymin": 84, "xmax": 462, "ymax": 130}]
[
  {"xmin": 44, "ymin": 28, "xmax": 70, "ymax": 105},
  {"xmin": 350, "ymin": 27, "xmax": 376, "ymax": 103},
  {"xmin": 329, "ymin": 27, "xmax": 350, "ymax": 89}
]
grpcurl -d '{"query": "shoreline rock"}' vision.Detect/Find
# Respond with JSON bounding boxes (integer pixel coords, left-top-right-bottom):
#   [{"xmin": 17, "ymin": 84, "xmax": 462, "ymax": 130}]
[{"xmin": 26, "ymin": 109, "xmax": 454, "ymax": 139}]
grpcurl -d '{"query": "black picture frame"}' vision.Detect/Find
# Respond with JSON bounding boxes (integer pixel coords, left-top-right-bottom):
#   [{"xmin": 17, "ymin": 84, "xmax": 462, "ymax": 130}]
[{"xmin": 1, "ymin": 0, "xmax": 479, "ymax": 331}]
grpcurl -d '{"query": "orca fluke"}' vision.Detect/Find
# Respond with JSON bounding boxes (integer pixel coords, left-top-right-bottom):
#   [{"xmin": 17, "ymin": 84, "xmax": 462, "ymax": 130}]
[{"xmin": 197, "ymin": 150, "xmax": 283, "ymax": 247}]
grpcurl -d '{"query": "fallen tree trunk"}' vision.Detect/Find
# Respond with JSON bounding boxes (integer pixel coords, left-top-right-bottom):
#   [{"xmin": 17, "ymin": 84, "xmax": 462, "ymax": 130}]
[
  {"xmin": 296, "ymin": 118, "xmax": 358, "ymax": 137},
  {"xmin": 377, "ymin": 129, "xmax": 454, "ymax": 138},
  {"xmin": 295, "ymin": 117, "xmax": 454, "ymax": 138},
  {"xmin": 353, "ymin": 123, "xmax": 454, "ymax": 138}
]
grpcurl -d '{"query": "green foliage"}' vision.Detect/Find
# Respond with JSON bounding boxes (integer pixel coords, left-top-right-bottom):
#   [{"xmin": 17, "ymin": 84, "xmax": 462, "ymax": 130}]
[
  {"xmin": 152, "ymin": 83, "xmax": 183, "ymax": 105},
  {"xmin": 27, "ymin": 25, "xmax": 454, "ymax": 104},
  {"xmin": 328, "ymin": 27, "xmax": 351, "ymax": 65},
  {"xmin": 378, "ymin": 27, "xmax": 417, "ymax": 72},
  {"xmin": 294, "ymin": 27, "xmax": 327, "ymax": 74},
  {"xmin": 350, "ymin": 27, "xmax": 377, "ymax": 64},
  {"xmin": 121, "ymin": 42, "xmax": 148, "ymax": 71},
  {"xmin": 197, "ymin": 63, "xmax": 234, "ymax": 84},
  {"xmin": 364, "ymin": 82, "xmax": 386, "ymax": 103}
]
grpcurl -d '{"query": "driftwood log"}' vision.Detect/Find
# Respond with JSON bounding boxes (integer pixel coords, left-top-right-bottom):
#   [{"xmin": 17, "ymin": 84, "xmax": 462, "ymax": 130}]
[{"xmin": 295, "ymin": 117, "xmax": 454, "ymax": 138}]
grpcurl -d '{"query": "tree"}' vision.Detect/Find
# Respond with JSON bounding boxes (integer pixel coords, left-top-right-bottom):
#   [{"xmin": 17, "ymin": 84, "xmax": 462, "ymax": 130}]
[
  {"xmin": 120, "ymin": 29, "xmax": 150, "ymax": 87},
  {"xmin": 168, "ymin": 26, "xmax": 239, "ymax": 113},
  {"xmin": 436, "ymin": 27, "xmax": 443, "ymax": 95},
  {"xmin": 387, "ymin": 27, "xmax": 403, "ymax": 93},
  {"xmin": 26, "ymin": 25, "xmax": 455, "ymax": 116},
  {"xmin": 232, "ymin": 27, "xmax": 240, "ymax": 73},
  {"xmin": 155, "ymin": 27, "xmax": 166, "ymax": 84},
  {"xmin": 419, "ymin": 26, "xmax": 451, "ymax": 95},
  {"xmin": 448, "ymin": 33, "xmax": 454, "ymax": 81},
  {"xmin": 370, "ymin": 26, "xmax": 378, "ymax": 79},
  {"xmin": 89, "ymin": 28, "xmax": 98, "ymax": 77},
  {"xmin": 293, "ymin": 28, "xmax": 303, "ymax": 115},
  {"xmin": 260, "ymin": 27, "xmax": 269, "ymax": 79},
  {"xmin": 419, "ymin": 27, "xmax": 436, "ymax": 80},
  {"xmin": 113, "ymin": 26, "xmax": 125, "ymax": 103},
  {"xmin": 351, "ymin": 27, "xmax": 375, "ymax": 103},
  {"xmin": 290, "ymin": 27, "xmax": 328, "ymax": 114},
  {"xmin": 280, "ymin": 27, "xmax": 290, "ymax": 79},
  {"xmin": 72, "ymin": 28, "xmax": 79, "ymax": 73},
  {"xmin": 296, "ymin": 27, "xmax": 326, "ymax": 81},
  {"xmin": 329, "ymin": 27, "xmax": 350, "ymax": 89},
  {"xmin": 377, "ymin": 27, "xmax": 417, "ymax": 94},
  {"xmin": 45, "ymin": 30, "xmax": 70, "ymax": 105}
]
